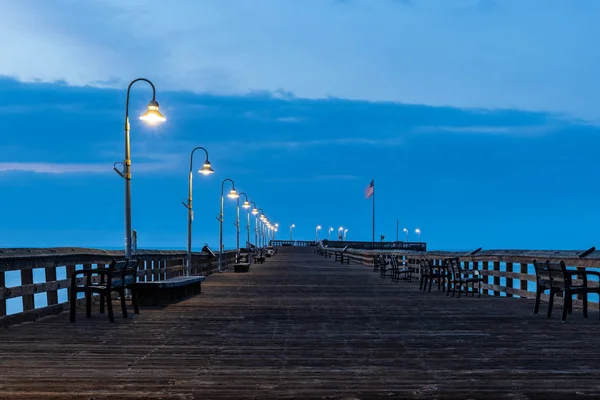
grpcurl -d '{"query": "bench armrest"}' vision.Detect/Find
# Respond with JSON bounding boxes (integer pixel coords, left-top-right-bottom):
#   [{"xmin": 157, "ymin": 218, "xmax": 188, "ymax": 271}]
[{"xmin": 569, "ymin": 270, "xmax": 600, "ymax": 278}]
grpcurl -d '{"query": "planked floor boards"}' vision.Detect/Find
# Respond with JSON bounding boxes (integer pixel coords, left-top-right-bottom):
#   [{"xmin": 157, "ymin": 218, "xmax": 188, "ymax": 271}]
[{"xmin": 2, "ymin": 247, "xmax": 600, "ymax": 399}]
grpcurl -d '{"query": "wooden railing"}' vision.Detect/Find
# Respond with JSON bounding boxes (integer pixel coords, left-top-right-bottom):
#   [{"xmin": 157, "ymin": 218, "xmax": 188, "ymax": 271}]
[
  {"xmin": 0, "ymin": 248, "xmax": 237, "ymax": 326},
  {"xmin": 321, "ymin": 247, "xmax": 600, "ymax": 310}
]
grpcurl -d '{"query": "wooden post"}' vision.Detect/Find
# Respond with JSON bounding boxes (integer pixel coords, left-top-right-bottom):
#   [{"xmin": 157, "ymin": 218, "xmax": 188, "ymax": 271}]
[
  {"xmin": 505, "ymin": 262, "xmax": 513, "ymax": 298},
  {"xmin": 66, "ymin": 264, "xmax": 76, "ymax": 302},
  {"xmin": 138, "ymin": 258, "xmax": 146, "ymax": 282},
  {"xmin": 0, "ymin": 268, "xmax": 6, "ymax": 317},
  {"xmin": 21, "ymin": 268, "xmax": 35, "ymax": 312},
  {"xmin": 519, "ymin": 262, "xmax": 528, "ymax": 298},
  {"xmin": 45, "ymin": 266, "xmax": 58, "ymax": 306},
  {"xmin": 493, "ymin": 261, "xmax": 501, "ymax": 297}
]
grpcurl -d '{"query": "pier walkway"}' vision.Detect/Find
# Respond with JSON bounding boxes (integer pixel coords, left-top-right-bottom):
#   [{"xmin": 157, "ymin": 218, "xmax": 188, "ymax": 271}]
[{"xmin": 2, "ymin": 247, "xmax": 600, "ymax": 399}]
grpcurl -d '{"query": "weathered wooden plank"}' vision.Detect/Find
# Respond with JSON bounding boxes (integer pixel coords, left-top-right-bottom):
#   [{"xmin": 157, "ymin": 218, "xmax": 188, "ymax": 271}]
[
  {"xmin": 44, "ymin": 266, "xmax": 58, "ymax": 306},
  {"xmin": 505, "ymin": 262, "xmax": 514, "ymax": 298},
  {"xmin": 0, "ymin": 269, "xmax": 5, "ymax": 316}
]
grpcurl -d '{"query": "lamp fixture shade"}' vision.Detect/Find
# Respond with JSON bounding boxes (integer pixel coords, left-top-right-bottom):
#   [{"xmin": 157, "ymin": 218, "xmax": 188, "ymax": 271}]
[
  {"xmin": 242, "ymin": 200, "xmax": 251, "ymax": 209},
  {"xmin": 199, "ymin": 160, "xmax": 214, "ymax": 175},
  {"xmin": 227, "ymin": 188, "xmax": 239, "ymax": 199},
  {"xmin": 139, "ymin": 100, "xmax": 166, "ymax": 123},
  {"xmin": 252, "ymin": 208, "xmax": 259, "ymax": 215}
]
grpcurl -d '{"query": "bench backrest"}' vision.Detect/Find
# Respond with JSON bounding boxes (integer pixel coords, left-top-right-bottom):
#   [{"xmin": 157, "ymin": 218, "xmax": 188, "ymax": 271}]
[
  {"xmin": 107, "ymin": 259, "xmax": 139, "ymax": 289},
  {"xmin": 533, "ymin": 259, "xmax": 568, "ymax": 289}
]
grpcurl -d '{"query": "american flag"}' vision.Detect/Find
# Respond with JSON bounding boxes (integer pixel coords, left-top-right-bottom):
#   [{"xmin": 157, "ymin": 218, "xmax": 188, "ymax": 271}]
[{"xmin": 364, "ymin": 179, "xmax": 374, "ymax": 199}]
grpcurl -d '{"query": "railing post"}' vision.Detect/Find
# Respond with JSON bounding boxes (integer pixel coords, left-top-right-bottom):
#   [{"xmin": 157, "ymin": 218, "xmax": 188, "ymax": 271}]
[
  {"xmin": 505, "ymin": 262, "xmax": 513, "ymax": 298},
  {"xmin": 0, "ymin": 269, "xmax": 6, "ymax": 317},
  {"xmin": 493, "ymin": 261, "xmax": 500, "ymax": 297},
  {"xmin": 45, "ymin": 265, "xmax": 58, "ymax": 306},
  {"xmin": 21, "ymin": 267, "xmax": 34, "ymax": 312},
  {"xmin": 519, "ymin": 262, "xmax": 528, "ymax": 297}
]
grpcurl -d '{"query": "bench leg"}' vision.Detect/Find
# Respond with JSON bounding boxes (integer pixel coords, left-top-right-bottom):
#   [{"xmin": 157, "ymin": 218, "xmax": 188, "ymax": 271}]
[
  {"xmin": 100, "ymin": 294, "xmax": 105, "ymax": 314},
  {"xmin": 86, "ymin": 291, "xmax": 92, "ymax": 318},
  {"xmin": 131, "ymin": 285, "xmax": 140, "ymax": 314},
  {"xmin": 582, "ymin": 293, "xmax": 588, "ymax": 319},
  {"xmin": 69, "ymin": 286, "xmax": 77, "ymax": 322},
  {"xmin": 106, "ymin": 295, "xmax": 115, "ymax": 323},
  {"xmin": 547, "ymin": 290, "xmax": 556, "ymax": 319},
  {"xmin": 533, "ymin": 289, "xmax": 542, "ymax": 314},
  {"xmin": 120, "ymin": 288, "xmax": 128, "ymax": 319}
]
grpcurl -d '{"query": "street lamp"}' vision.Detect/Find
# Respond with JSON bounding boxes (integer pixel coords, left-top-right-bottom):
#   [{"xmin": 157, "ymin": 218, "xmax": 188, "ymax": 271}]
[
  {"xmin": 290, "ymin": 224, "xmax": 295, "ymax": 241},
  {"xmin": 415, "ymin": 228, "xmax": 421, "ymax": 242},
  {"xmin": 238, "ymin": 192, "xmax": 251, "ymax": 252},
  {"xmin": 249, "ymin": 202, "xmax": 259, "ymax": 249},
  {"xmin": 344, "ymin": 229, "xmax": 348, "ymax": 240},
  {"xmin": 116, "ymin": 78, "xmax": 166, "ymax": 259},
  {"xmin": 328, "ymin": 226, "xmax": 334, "ymax": 240},
  {"xmin": 338, "ymin": 226, "xmax": 343, "ymax": 241},
  {"xmin": 183, "ymin": 146, "xmax": 214, "ymax": 275},
  {"xmin": 219, "ymin": 178, "xmax": 238, "ymax": 272},
  {"xmin": 315, "ymin": 225, "xmax": 322, "ymax": 241},
  {"xmin": 403, "ymin": 227, "xmax": 408, "ymax": 242},
  {"xmin": 258, "ymin": 209, "xmax": 266, "ymax": 249}
]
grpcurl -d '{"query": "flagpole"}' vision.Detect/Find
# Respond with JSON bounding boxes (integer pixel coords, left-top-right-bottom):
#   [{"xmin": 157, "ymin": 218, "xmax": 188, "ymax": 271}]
[{"xmin": 372, "ymin": 178, "xmax": 375, "ymax": 243}]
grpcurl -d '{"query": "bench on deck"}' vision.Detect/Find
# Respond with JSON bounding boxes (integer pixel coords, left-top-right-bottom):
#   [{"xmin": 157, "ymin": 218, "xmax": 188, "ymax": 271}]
[
  {"xmin": 252, "ymin": 251, "xmax": 265, "ymax": 264},
  {"xmin": 70, "ymin": 259, "xmax": 139, "ymax": 323},
  {"xmin": 234, "ymin": 253, "xmax": 252, "ymax": 273},
  {"xmin": 135, "ymin": 275, "xmax": 205, "ymax": 306},
  {"xmin": 533, "ymin": 259, "xmax": 600, "ymax": 321}
]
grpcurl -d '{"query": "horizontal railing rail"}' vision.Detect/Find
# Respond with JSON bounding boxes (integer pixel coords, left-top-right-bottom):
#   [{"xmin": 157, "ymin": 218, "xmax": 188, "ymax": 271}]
[
  {"xmin": 0, "ymin": 248, "xmax": 237, "ymax": 326},
  {"xmin": 334, "ymin": 247, "xmax": 600, "ymax": 311}
]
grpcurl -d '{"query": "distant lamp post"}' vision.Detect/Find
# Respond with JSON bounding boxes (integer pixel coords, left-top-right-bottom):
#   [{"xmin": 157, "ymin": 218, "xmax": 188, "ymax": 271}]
[
  {"xmin": 259, "ymin": 209, "xmax": 266, "ymax": 249},
  {"xmin": 250, "ymin": 202, "xmax": 259, "ymax": 248},
  {"xmin": 415, "ymin": 228, "xmax": 421, "ymax": 242},
  {"xmin": 238, "ymin": 192, "xmax": 251, "ymax": 250},
  {"xmin": 290, "ymin": 224, "xmax": 296, "ymax": 241},
  {"xmin": 219, "ymin": 178, "xmax": 239, "ymax": 272},
  {"xmin": 315, "ymin": 225, "xmax": 322, "ymax": 241},
  {"xmin": 183, "ymin": 146, "xmax": 214, "ymax": 276},
  {"xmin": 403, "ymin": 228, "xmax": 408, "ymax": 242},
  {"xmin": 344, "ymin": 229, "xmax": 348, "ymax": 240},
  {"xmin": 328, "ymin": 226, "xmax": 334, "ymax": 240},
  {"xmin": 115, "ymin": 78, "xmax": 166, "ymax": 259},
  {"xmin": 338, "ymin": 226, "xmax": 343, "ymax": 241}
]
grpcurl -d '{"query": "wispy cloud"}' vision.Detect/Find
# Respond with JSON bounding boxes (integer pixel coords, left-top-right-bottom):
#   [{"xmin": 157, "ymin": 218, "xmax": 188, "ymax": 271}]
[
  {"xmin": 0, "ymin": 161, "xmax": 172, "ymax": 174},
  {"xmin": 414, "ymin": 125, "xmax": 557, "ymax": 136},
  {"xmin": 266, "ymin": 174, "xmax": 358, "ymax": 183}
]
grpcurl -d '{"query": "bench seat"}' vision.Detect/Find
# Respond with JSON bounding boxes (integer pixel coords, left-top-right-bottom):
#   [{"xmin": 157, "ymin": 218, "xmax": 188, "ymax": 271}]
[
  {"xmin": 136, "ymin": 276, "xmax": 205, "ymax": 306},
  {"xmin": 233, "ymin": 262, "xmax": 251, "ymax": 273}
]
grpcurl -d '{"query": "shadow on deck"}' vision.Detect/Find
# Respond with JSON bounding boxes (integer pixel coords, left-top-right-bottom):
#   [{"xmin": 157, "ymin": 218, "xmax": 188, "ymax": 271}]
[{"xmin": 1, "ymin": 247, "xmax": 600, "ymax": 399}]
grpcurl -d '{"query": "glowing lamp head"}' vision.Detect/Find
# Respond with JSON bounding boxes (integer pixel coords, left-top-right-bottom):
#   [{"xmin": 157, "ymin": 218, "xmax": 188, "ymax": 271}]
[
  {"xmin": 139, "ymin": 100, "xmax": 166, "ymax": 123},
  {"xmin": 291, "ymin": 224, "xmax": 296, "ymax": 228},
  {"xmin": 317, "ymin": 225, "xmax": 322, "ymax": 230},
  {"xmin": 275, "ymin": 223, "xmax": 279, "ymax": 227},
  {"xmin": 252, "ymin": 208, "xmax": 259, "ymax": 215},
  {"xmin": 199, "ymin": 160, "xmax": 214, "ymax": 175},
  {"xmin": 227, "ymin": 188, "xmax": 239, "ymax": 199},
  {"xmin": 242, "ymin": 200, "xmax": 251, "ymax": 209}
]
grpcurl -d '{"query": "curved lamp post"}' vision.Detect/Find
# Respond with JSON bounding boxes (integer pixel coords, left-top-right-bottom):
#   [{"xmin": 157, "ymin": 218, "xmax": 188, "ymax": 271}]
[
  {"xmin": 237, "ymin": 192, "xmax": 251, "ymax": 260},
  {"xmin": 403, "ymin": 227, "xmax": 408, "ymax": 242},
  {"xmin": 344, "ymin": 229, "xmax": 348, "ymax": 241},
  {"xmin": 250, "ymin": 202, "xmax": 259, "ymax": 248},
  {"xmin": 182, "ymin": 146, "xmax": 214, "ymax": 275},
  {"xmin": 328, "ymin": 226, "xmax": 334, "ymax": 240},
  {"xmin": 258, "ymin": 209, "xmax": 266, "ymax": 249},
  {"xmin": 315, "ymin": 225, "xmax": 321, "ymax": 241},
  {"xmin": 338, "ymin": 226, "xmax": 343, "ymax": 241},
  {"xmin": 115, "ymin": 78, "xmax": 166, "ymax": 259},
  {"xmin": 290, "ymin": 223, "xmax": 295, "ymax": 241},
  {"xmin": 415, "ymin": 228, "xmax": 421, "ymax": 242},
  {"xmin": 219, "ymin": 178, "xmax": 238, "ymax": 272}
]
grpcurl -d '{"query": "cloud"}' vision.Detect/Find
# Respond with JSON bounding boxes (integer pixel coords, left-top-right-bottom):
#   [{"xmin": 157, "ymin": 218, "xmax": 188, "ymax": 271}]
[
  {"xmin": 266, "ymin": 174, "xmax": 358, "ymax": 183},
  {"xmin": 0, "ymin": 1, "xmax": 598, "ymax": 120},
  {"xmin": 0, "ymin": 161, "xmax": 170, "ymax": 174},
  {"xmin": 414, "ymin": 124, "xmax": 557, "ymax": 136}
]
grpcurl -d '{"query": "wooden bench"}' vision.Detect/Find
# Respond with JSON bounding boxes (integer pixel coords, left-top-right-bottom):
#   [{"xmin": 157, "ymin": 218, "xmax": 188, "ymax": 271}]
[
  {"xmin": 70, "ymin": 259, "xmax": 139, "ymax": 323},
  {"xmin": 533, "ymin": 259, "xmax": 600, "ymax": 321},
  {"xmin": 447, "ymin": 257, "xmax": 483, "ymax": 297},
  {"xmin": 233, "ymin": 253, "xmax": 252, "ymax": 273},
  {"xmin": 252, "ymin": 251, "xmax": 265, "ymax": 264},
  {"xmin": 135, "ymin": 276, "xmax": 205, "ymax": 306}
]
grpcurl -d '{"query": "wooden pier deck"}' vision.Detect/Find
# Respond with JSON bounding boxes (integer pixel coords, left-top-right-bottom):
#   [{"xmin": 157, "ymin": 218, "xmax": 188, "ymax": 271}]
[{"xmin": 2, "ymin": 247, "xmax": 600, "ymax": 399}]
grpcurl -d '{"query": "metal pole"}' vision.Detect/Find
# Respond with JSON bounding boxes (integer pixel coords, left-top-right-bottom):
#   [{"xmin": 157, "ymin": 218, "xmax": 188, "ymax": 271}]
[
  {"xmin": 123, "ymin": 78, "xmax": 157, "ymax": 260},
  {"xmin": 290, "ymin": 225, "xmax": 293, "ymax": 241},
  {"xmin": 247, "ymin": 210, "xmax": 250, "ymax": 247},
  {"xmin": 236, "ymin": 197, "xmax": 240, "ymax": 262},
  {"xmin": 218, "ymin": 178, "xmax": 235, "ymax": 272},
  {"xmin": 186, "ymin": 146, "xmax": 210, "ymax": 276}
]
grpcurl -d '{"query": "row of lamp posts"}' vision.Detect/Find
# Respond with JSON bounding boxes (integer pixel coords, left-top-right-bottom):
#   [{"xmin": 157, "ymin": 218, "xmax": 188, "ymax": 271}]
[
  {"xmin": 117, "ymin": 77, "xmax": 277, "ymax": 275},
  {"xmin": 312, "ymin": 225, "xmax": 348, "ymax": 241}
]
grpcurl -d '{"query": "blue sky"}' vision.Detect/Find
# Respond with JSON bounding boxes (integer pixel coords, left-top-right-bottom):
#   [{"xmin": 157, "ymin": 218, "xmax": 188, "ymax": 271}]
[{"xmin": 0, "ymin": 0, "xmax": 599, "ymax": 251}]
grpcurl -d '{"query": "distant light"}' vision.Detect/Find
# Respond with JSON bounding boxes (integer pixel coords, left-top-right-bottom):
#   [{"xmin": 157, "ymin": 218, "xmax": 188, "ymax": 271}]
[
  {"xmin": 227, "ymin": 188, "xmax": 239, "ymax": 199},
  {"xmin": 199, "ymin": 160, "xmax": 214, "ymax": 175}
]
